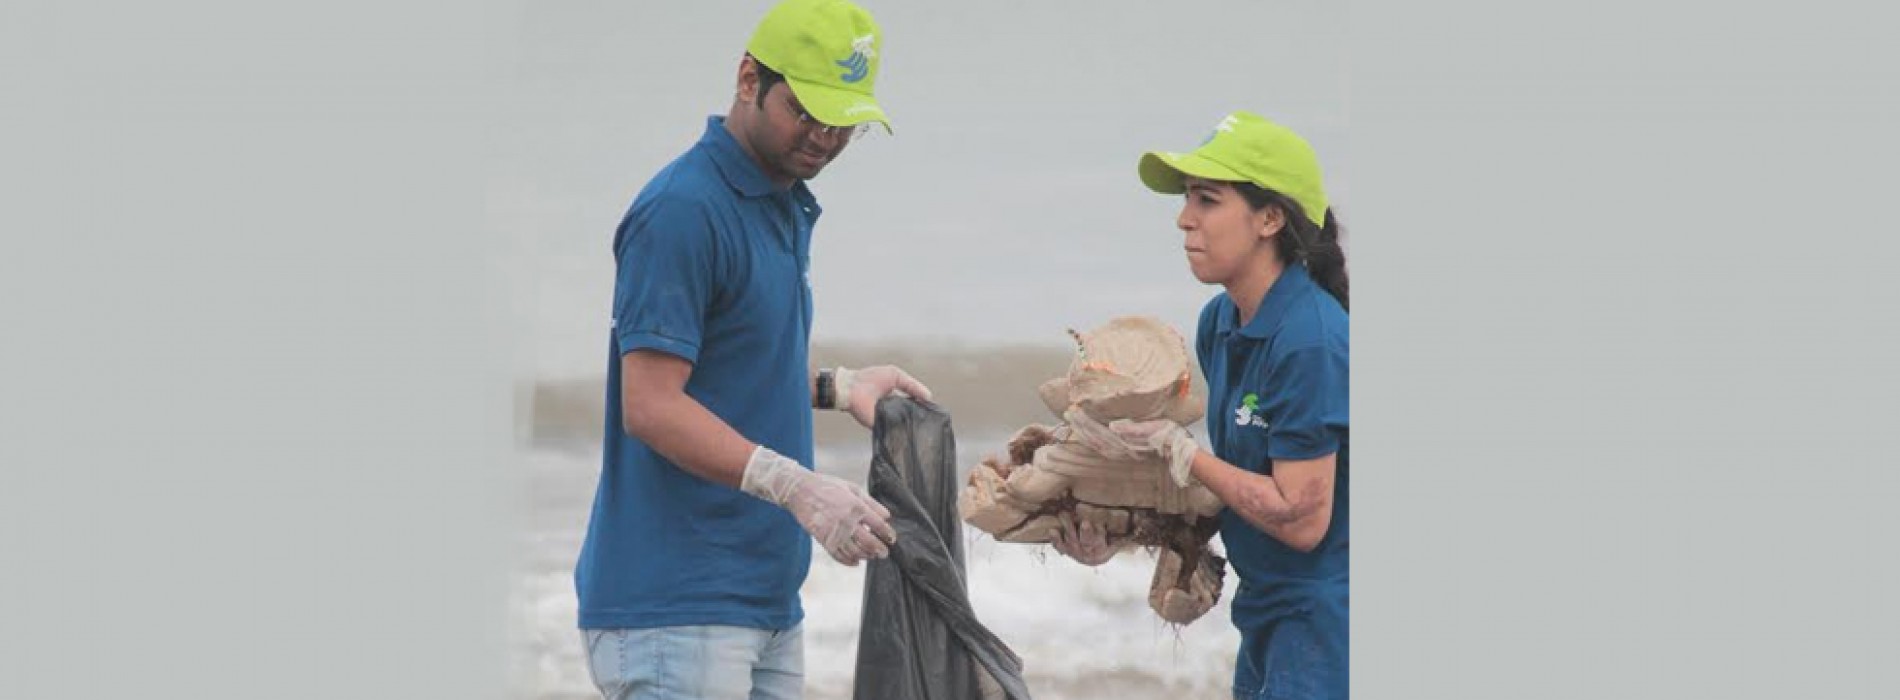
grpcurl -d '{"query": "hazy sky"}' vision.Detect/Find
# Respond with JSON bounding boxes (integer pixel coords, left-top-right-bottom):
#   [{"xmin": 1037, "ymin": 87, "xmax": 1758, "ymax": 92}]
[{"xmin": 490, "ymin": 1, "xmax": 1351, "ymax": 376}]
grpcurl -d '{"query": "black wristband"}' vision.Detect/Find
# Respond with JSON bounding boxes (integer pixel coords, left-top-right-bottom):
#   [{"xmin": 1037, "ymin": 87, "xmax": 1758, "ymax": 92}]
[{"xmin": 815, "ymin": 368, "xmax": 835, "ymax": 410}]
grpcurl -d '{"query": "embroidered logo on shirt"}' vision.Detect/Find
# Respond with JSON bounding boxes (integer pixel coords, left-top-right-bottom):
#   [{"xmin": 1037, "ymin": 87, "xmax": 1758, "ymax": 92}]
[{"xmin": 1234, "ymin": 392, "xmax": 1269, "ymax": 429}]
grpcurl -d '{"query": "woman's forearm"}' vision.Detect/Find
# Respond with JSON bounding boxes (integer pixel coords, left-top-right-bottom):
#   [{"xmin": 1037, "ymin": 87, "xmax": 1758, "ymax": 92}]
[{"xmin": 1189, "ymin": 449, "xmax": 1333, "ymax": 551}]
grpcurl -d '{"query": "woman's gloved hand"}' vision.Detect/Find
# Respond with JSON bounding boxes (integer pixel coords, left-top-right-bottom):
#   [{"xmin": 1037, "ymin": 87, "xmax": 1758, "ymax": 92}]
[
  {"xmin": 1051, "ymin": 513, "xmax": 1117, "ymax": 566},
  {"xmin": 1108, "ymin": 418, "xmax": 1200, "ymax": 488}
]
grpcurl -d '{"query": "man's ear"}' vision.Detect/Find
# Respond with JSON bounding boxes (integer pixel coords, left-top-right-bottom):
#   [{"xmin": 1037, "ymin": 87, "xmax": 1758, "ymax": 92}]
[{"xmin": 735, "ymin": 54, "xmax": 760, "ymax": 104}]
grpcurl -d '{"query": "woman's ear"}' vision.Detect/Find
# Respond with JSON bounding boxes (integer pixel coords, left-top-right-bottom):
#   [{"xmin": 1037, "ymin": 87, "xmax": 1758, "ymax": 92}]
[{"xmin": 1257, "ymin": 203, "xmax": 1287, "ymax": 241}]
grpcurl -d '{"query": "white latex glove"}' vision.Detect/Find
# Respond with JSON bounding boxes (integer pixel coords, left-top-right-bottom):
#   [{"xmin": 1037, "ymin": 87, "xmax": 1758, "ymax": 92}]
[
  {"xmin": 1108, "ymin": 419, "xmax": 1199, "ymax": 488},
  {"xmin": 1050, "ymin": 513, "xmax": 1116, "ymax": 566},
  {"xmin": 833, "ymin": 365, "xmax": 934, "ymax": 429},
  {"xmin": 739, "ymin": 446, "xmax": 897, "ymax": 566},
  {"xmin": 1062, "ymin": 406, "xmax": 1149, "ymax": 461}
]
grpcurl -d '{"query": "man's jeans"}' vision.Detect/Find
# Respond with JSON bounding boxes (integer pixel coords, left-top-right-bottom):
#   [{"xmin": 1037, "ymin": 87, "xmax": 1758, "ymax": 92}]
[{"xmin": 582, "ymin": 624, "xmax": 804, "ymax": 700}]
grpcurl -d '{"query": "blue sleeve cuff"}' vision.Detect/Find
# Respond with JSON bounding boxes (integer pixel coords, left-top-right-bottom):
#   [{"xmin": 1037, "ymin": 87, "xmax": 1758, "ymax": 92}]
[
  {"xmin": 1267, "ymin": 434, "xmax": 1342, "ymax": 462},
  {"xmin": 617, "ymin": 329, "xmax": 700, "ymax": 365}
]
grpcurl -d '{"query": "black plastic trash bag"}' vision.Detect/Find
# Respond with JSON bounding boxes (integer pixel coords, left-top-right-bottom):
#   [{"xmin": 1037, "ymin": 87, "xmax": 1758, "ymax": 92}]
[{"xmin": 853, "ymin": 397, "xmax": 1032, "ymax": 700}]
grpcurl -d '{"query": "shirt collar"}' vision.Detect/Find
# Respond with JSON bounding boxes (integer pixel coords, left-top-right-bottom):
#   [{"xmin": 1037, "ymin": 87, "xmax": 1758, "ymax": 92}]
[
  {"xmin": 700, "ymin": 115, "xmax": 778, "ymax": 199},
  {"xmin": 1225, "ymin": 262, "xmax": 1317, "ymax": 340}
]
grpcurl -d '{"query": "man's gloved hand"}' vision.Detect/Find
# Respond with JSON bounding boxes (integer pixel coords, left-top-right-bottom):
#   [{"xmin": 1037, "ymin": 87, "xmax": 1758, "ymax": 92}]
[
  {"xmin": 740, "ymin": 446, "xmax": 897, "ymax": 566},
  {"xmin": 833, "ymin": 366, "xmax": 933, "ymax": 429},
  {"xmin": 1050, "ymin": 513, "xmax": 1116, "ymax": 566},
  {"xmin": 1109, "ymin": 418, "xmax": 1199, "ymax": 488}
]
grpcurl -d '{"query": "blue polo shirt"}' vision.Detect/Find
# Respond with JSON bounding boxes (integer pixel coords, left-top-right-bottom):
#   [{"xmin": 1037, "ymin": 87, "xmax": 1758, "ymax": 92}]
[
  {"xmin": 576, "ymin": 116, "xmax": 819, "ymax": 631},
  {"xmin": 1196, "ymin": 262, "xmax": 1349, "ymax": 696}
]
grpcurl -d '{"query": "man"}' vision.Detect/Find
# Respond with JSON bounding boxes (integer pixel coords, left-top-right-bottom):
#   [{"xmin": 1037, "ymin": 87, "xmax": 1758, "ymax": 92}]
[{"xmin": 574, "ymin": 1, "xmax": 931, "ymax": 698}]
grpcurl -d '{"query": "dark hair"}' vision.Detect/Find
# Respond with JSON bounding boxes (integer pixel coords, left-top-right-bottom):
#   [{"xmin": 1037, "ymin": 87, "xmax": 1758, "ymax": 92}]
[
  {"xmin": 1234, "ymin": 182, "xmax": 1349, "ymax": 312},
  {"xmin": 749, "ymin": 53, "xmax": 785, "ymax": 109}
]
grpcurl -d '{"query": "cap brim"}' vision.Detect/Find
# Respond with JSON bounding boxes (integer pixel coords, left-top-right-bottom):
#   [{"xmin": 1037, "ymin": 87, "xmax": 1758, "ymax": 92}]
[
  {"xmin": 1139, "ymin": 151, "xmax": 1245, "ymax": 194},
  {"xmin": 786, "ymin": 77, "xmax": 893, "ymax": 134}
]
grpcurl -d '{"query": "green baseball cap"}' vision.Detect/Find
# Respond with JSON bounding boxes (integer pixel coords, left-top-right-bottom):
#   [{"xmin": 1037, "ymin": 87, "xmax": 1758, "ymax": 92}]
[
  {"xmin": 745, "ymin": 0, "xmax": 891, "ymax": 132},
  {"xmin": 1139, "ymin": 111, "xmax": 1328, "ymax": 227}
]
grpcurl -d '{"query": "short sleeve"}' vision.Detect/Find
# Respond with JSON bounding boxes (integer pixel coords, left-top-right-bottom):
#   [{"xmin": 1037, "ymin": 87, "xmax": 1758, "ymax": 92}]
[
  {"xmin": 611, "ymin": 195, "xmax": 721, "ymax": 364},
  {"xmin": 1261, "ymin": 343, "xmax": 1349, "ymax": 460}
]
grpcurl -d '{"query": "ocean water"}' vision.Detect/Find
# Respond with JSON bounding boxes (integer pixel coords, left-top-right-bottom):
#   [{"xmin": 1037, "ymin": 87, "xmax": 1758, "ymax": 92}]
[{"xmin": 511, "ymin": 434, "xmax": 1241, "ymax": 700}]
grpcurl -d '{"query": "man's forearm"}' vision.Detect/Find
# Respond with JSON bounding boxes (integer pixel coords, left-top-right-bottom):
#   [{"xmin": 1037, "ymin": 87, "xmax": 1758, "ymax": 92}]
[{"xmin": 623, "ymin": 391, "xmax": 758, "ymax": 488}]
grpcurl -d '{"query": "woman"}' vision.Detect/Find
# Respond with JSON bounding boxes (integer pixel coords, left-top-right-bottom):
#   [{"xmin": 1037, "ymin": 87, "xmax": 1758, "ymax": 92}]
[{"xmin": 1054, "ymin": 110, "xmax": 1349, "ymax": 700}]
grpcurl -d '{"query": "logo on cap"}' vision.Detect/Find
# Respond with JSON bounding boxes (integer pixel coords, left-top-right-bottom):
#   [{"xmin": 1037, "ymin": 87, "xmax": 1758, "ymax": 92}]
[
  {"xmin": 836, "ymin": 34, "xmax": 876, "ymax": 83},
  {"xmin": 1200, "ymin": 114, "xmax": 1241, "ymax": 145}
]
